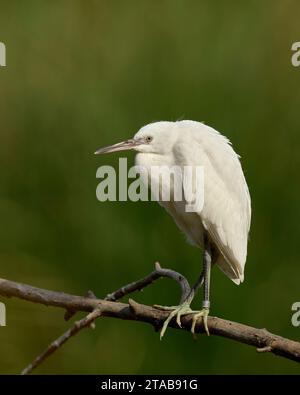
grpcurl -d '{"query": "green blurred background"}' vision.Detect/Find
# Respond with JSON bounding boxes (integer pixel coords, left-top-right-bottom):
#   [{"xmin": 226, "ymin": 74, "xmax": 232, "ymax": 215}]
[{"xmin": 0, "ymin": 0, "xmax": 300, "ymax": 374}]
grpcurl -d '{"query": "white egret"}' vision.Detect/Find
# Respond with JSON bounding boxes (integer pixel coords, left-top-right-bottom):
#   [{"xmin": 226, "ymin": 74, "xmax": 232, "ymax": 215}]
[{"xmin": 95, "ymin": 120, "xmax": 251, "ymax": 339}]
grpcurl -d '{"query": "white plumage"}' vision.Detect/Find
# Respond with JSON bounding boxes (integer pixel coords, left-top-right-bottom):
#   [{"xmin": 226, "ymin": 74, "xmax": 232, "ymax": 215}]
[
  {"xmin": 95, "ymin": 120, "xmax": 251, "ymax": 337},
  {"xmin": 133, "ymin": 120, "xmax": 251, "ymax": 284}
]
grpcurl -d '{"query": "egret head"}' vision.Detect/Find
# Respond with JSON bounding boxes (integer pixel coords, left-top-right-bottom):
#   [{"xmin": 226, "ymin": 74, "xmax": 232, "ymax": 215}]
[{"xmin": 95, "ymin": 121, "xmax": 178, "ymax": 156}]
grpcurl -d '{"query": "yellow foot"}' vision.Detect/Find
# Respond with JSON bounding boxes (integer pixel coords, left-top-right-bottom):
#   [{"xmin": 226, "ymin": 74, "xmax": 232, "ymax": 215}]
[
  {"xmin": 154, "ymin": 302, "xmax": 210, "ymax": 339},
  {"xmin": 191, "ymin": 308, "xmax": 210, "ymax": 337}
]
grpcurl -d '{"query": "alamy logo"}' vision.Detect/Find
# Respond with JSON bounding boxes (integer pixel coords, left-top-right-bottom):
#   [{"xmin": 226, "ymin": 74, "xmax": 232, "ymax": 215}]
[
  {"xmin": 0, "ymin": 42, "xmax": 6, "ymax": 67},
  {"xmin": 291, "ymin": 302, "xmax": 300, "ymax": 327},
  {"xmin": 96, "ymin": 158, "xmax": 205, "ymax": 212},
  {"xmin": 291, "ymin": 42, "xmax": 300, "ymax": 67},
  {"xmin": 0, "ymin": 302, "xmax": 6, "ymax": 326}
]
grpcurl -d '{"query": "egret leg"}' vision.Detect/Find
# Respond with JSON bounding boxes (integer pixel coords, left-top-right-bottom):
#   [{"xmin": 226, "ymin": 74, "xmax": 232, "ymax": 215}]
[
  {"xmin": 191, "ymin": 238, "xmax": 212, "ymax": 336},
  {"xmin": 154, "ymin": 236, "xmax": 212, "ymax": 339}
]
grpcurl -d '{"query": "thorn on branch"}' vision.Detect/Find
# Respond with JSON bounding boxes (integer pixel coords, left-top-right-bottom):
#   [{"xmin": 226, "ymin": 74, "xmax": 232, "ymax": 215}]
[
  {"xmin": 64, "ymin": 290, "xmax": 97, "ymax": 321},
  {"xmin": 0, "ymin": 265, "xmax": 299, "ymax": 374}
]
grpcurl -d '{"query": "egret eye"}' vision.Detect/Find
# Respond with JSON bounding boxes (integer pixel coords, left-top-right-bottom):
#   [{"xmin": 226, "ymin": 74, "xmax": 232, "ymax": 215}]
[{"xmin": 146, "ymin": 136, "xmax": 153, "ymax": 143}]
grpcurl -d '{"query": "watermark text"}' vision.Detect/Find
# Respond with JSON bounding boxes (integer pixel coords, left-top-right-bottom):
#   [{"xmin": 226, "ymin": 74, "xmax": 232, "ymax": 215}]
[
  {"xmin": 291, "ymin": 42, "xmax": 300, "ymax": 67},
  {"xmin": 0, "ymin": 42, "xmax": 6, "ymax": 67},
  {"xmin": 96, "ymin": 158, "xmax": 204, "ymax": 212},
  {"xmin": 291, "ymin": 302, "xmax": 300, "ymax": 327},
  {"xmin": 0, "ymin": 302, "xmax": 6, "ymax": 326}
]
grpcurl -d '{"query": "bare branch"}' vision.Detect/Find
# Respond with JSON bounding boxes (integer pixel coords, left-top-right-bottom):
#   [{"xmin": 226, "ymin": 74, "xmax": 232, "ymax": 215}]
[
  {"xmin": 64, "ymin": 290, "xmax": 97, "ymax": 321},
  {"xmin": 0, "ymin": 270, "xmax": 299, "ymax": 375},
  {"xmin": 105, "ymin": 262, "xmax": 191, "ymax": 303},
  {"xmin": 20, "ymin": 308, "xmax": 102, "ymax": 375},
  {"xmin": 18, "ymin": 263, "xmax": 191, "ymax": 374}
]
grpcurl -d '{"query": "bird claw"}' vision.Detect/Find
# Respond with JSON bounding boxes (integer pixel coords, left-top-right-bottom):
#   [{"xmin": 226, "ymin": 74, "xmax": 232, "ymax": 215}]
[
  {"xmin": 154, "ymin": 303, "xmax": 209, "ymax": 339},
  {"xmin": 154, "ymin": 302, "xmax": 193, "ymax": 339},
  {"xmin": 153, "ymin": 304, "xmax": 180, "ymax": 311},
  {"xmin": 191, "ymin": 308, "xmax": 210, "ymax": 337}
]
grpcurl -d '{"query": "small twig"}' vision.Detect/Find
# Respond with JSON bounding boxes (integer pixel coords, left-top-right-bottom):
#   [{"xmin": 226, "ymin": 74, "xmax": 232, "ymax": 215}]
[
  {"xmin": 154, "ymin": 262, "xmax": 191, "ymax": 303},
  {"xmin": 64, "ymin": 290, "xmax": 97, "ymax": 321},
  {"xmin": 0, "ymin": 266, "xmax": 300, "ymax": 374},
  {"xmin": 105, "ymin": 262, "xmax": 191, "ymax": 303},
  {"xmin": 21, "ymin": 308, "xmax": 102, "ymax": 375},
  {"xmin": 104, "ymin": 268, "xmax": 160, "ymax": 302},
  {"xmin": 20, "ymin": 263, "xmax": 190, "ymax": 374}
]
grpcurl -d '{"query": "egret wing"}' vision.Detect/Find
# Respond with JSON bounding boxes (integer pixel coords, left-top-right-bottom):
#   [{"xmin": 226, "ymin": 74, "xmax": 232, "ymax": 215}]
[{"xmin": 177, "ymin": 123, "xmax": 251, "ymax": 284}]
